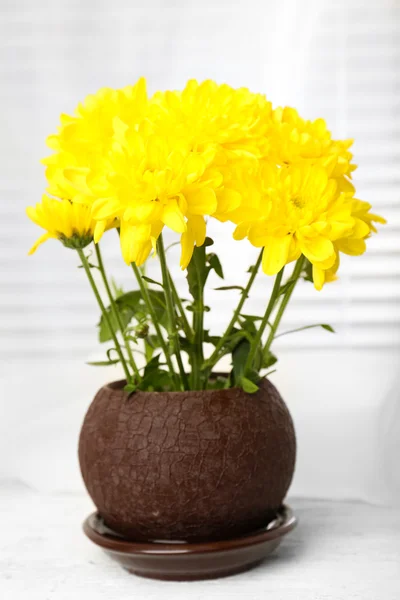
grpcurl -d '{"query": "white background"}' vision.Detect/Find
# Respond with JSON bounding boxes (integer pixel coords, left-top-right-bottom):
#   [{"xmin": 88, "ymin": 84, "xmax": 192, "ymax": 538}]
[{"xmin": 1, "ymin": 0, "xmax": 400, "ymax": 508}]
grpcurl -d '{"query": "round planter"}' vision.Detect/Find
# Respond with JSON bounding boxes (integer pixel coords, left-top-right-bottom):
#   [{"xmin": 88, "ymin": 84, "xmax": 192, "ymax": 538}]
[{"xmin": 78, "ymin": 378, "xmax": 296, "ymax": 542}]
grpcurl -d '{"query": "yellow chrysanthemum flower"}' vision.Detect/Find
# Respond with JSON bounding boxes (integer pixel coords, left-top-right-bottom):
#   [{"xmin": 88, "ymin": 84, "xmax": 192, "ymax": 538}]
[
  {"xmin": 350, "ymin": 198, "xmax": 387, "ymax": 235},
  {"xmin": 42, "ymin": 78, "xmax": 148, "ymax": 203},
  {"xmin": 149, "ymin": 80, "xmax": 273, "ymax": 252},
  {"xmin": 87, "ymin": 124, "xmax": 220, "ymax": 267},
  {"xmin": 233, "ymin": 163, "xmax": 380, "ymax": 289},
  {"xmin": 41, "ymin": 79, "xmax": 149, "ymax": 247},
  {"xmin": 312, "ymin": 198, "xmax": 387, "ymax": 290},
  {"xmin": 26, "ymin": 196, "xmax": 105, "ymax": 254},
  {"xmin": 42, "ymin": 78, "xmax": 259, "ymax": 267},
  {"xmin": 268, "ymin": 106, "xmax": 356, "ymax": 189},
  {"xmin": 35, "ymin": 78, "xmax": 384, "ymax": 283},
  {"xmin": 152, "ymin": 79, "xmax": 272, "ymax": 161}
]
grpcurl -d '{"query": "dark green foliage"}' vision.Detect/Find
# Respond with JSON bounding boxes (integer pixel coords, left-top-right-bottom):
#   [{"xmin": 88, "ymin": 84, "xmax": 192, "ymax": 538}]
[{"xmin": 98, "ymin": 289, "xmax": 167, "ymax": 342}]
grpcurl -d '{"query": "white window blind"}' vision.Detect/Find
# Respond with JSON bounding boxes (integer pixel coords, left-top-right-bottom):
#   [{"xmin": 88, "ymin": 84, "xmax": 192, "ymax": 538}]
[{"xmin": 1, "ymin": 0, "xmax": 399, "ymax": 366}]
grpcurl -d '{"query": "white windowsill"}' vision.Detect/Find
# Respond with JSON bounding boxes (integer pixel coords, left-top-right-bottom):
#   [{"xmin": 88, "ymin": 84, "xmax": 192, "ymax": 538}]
[{"xmin": 1, "ymin": 482, "xmax": 399, "ymax": 599}]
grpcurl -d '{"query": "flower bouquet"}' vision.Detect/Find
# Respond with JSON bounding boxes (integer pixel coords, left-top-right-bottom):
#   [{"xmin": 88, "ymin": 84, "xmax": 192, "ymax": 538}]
[{"xmin": 27, "ymin": 79, "xmax": 384, "ymax": 579}]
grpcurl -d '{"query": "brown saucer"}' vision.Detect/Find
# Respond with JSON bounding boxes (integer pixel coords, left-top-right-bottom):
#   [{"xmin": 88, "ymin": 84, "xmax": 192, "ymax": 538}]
[{"xmin": 83, "ymin": 505, "xmax": 297, "ymax": 581}]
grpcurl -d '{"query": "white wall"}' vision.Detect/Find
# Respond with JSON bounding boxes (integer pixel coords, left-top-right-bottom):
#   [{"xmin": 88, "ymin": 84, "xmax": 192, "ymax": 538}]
[{"xmin": 1, "ymin": 0, "xmax": 399, "ymax": 503}]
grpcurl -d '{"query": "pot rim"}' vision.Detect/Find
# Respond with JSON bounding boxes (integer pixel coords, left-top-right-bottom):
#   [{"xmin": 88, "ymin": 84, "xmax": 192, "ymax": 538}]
[{"xmin": 104, "ymin": 377, "xmax": 268, "ymax": 396}]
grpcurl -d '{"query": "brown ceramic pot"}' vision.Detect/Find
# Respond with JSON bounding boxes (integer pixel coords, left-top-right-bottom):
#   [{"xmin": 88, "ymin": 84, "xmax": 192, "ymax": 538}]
[{"xmin": 78, "ymin": 378, "xmax": 296, "ymax": 542}]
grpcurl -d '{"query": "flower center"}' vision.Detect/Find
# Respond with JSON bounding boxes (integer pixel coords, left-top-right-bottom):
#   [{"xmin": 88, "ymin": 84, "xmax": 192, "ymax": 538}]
[{"xmin": 291, "ymin": 196, "xmax": 305, "ymax": 209}]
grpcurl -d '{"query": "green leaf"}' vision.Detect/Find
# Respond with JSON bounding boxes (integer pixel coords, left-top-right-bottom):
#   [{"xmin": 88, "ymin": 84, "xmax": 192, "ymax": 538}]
[
  {"xmin": 98, "ymin": 308, "xmax": 133, "ymax": 343},
  {"xmin": 224, "ymin": 330, "xmax": 251, "ymax": 352},
  {"xmin": 142, "ymin": 276, "xmax": 163, "ymax": 288},
  {"xmin": 137, "ymin": 354, "xmax": 174, "ymax": 392},
  {"xmin": 178, "ymin": 335, "xmax": 195, "ymax": 354},
  {"xmin": 86, "ymin": 358, "xmax": 120, "ymax": 366},
  {"xmin": 232, "ymin": 338, "xmax": 251, "ymax": 385},
  {"xmin": 111, "ymin": 279, "xmax": 124, "ymax": 298},
  {"xmin": 240, "ymin": 314, "xmax": 262, "ymax": 321},
  {"xmin": 204, "ymin": 237, "xmax": 214, "ymax": 247},
  {"xmin": 302, "ymin": 258, "xmax": 313, "ymax": 283},
  {"xmin": 142, "ymin": 353, "xmax": 162, "ymax": 372},
  {"xmin": 232, "ymin": 319, "xmax": 264, "ymax": 371},
  {"xmin": 215, "ymin": 285, "xmax": 245, "ymax": 292},
  {"xmin": 239, "ymin": 316, "xmax": 257, "ymax": 336},
  {"xmin": 98, "ymin": 289, "xmax": 168, "ymax": 342},
  {"xmin": 275, "ymin": 323, "xmax": 336, "ymax": 339},
  {"xmin": 78, "ymin": 262, "xmax": 98, "ymax": 270},
  {"xmin": 144, "ymin": 334, "xmax": 159, "ymax": 361},
  {"xmin": 122, "ymin": 290, "xmax": 166, "ymax": 316},
  {"xmin": 246, "ymin": 368, "xmax": 262, "ymax": 384},
  {"xmin": 123, "ymin": 383, "xmax": 137, "ymax": 393},
  {"xmin": 265, "ymin": 369, "xmax": 277, "ymax": 378},
  {"xmin": 186, "ymin": 246, "xmax": 224, "ymax": 315},
  {"xmin": 262, "ymin": 349, "xmax": 278, "ymax": 369},
  {"xmin": 203, "ymin": 330, "xmax": 221, "ymax": 346},
  {"xmin": 98, "ymin": 291, "xmax": 143, "ymax": 342},
  {"xmin": 105, "ymin": 348, "xmax": 117, "ymax": 359},
  {"xmin": 186, "ymin": 245, "xmax": 207, "ymax": 304},
  {"xmin": 240, "ymin": 377, "xmax": 259, "ymax": 394},
  {"xmin": 207, "ymin": 253, "xmax": 224, "ymax": 279},
  {"xmin": 207, "ymin": 375, "xmax": 230, "ymax": 390},
  {"xmin": 278, "ymin": 279, "xmax": 296, "ymax": 296}
]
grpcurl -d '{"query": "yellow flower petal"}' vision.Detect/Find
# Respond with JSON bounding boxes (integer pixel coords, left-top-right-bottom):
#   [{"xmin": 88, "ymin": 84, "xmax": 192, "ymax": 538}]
[
  {"xmin": 63, "ymin": 167, "xmax": 92, "ymax": 195},
  {"xmin": 351, "ymin": 217, "xmax": 370, "ymax": 239},
  {"xmin": 262, "ymin": 235, "xmax": 292, "ymax": 276},
  {"xmin": 92, "ymin": 196, "xmax": 122, "ymax": 221},
  {"xmin": 162, "ymin": 199, "xmax": 187, "ymax": 233},
  {"xmin": 185, "ymin": 187, "xmax": 217, "ymax": 216},
  {"xmin": 336, "ymin": 238, "xmax": 366, "ymax": 256},
  {"xmin": 313, "ymin": 252, "xmax": 337, "ymax": 270},
  {"xmin": 120, "ymin": 221, "xmax": 152, "ymax": 265},
  {"xmin": 28, "ymin": 232, "xmax": 56, "ymax": 255},
  {"xmin": 93, "ymin": 220, "xmax": 107, "ymax": 243},
  {"xmin": 191, "ymin": 215, "xmax": 206, "ymax": 247},
  {"xmin": 233, "ymin": 222, "xmax": 250, "ymax": 241},
  {"xmin": 135, "ymin": 240, "xmax": 153, "ymax": 266},
  {"xmin": 248, "ymin": 222, "xmax": 269, "ymax": 248},
  {"xmin": 287, "ymin": 236, "xmax": 302, "ymax": 263},
  {"xmin": 312, "ymin": 264, "xmax": 325, "ymax": 291},
  {"xmin": 180, "ymin": 216, "xmax": 206, "ymax": 269},
  {"xmin": 215, "ymin": 188, "xmax": 241, "ymax": 216},
  {"xmin": 299, "ymin": 235, "xmax": 335, "ymax": 263},
  {"xmin": 134, "ymin": 201, "xmax": 163, "ymax": 223},
  {"xmin": 180, "ymin": 230, "xmax": 195, "ymax": 269}
]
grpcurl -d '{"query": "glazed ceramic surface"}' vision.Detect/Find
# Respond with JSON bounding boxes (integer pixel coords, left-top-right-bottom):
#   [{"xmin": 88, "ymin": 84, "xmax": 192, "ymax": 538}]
[{"xmin": 83, "ymin": 505, "xmax": 297, "ymax": 580}]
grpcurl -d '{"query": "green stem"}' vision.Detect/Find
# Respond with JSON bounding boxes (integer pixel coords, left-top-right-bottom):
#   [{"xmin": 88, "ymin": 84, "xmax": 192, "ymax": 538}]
[
  {"xmin": 94, "ymin": 244, "xmax": 141, "ymax": 382},
  {"xmin": 168, "ymin": 271, "xmax": 194, "ymax": 343},
  {"xmin": 263, "ymin": 256, "xmax": 305, "ymax": 356},
  {"xmin": 244, "ymin": 266, "xmax": 285, "ymax": 375},
  {"xmin": 157, "ymin": 235, "xmax": 189, "ymax": 391},
  {"xmin": 191, "ymin": 252, "xmax": 205, "ymax": 390},
  {"xmin": 202, "ymin": 249, "xmax": 263, "ymax": 377},
  {"xmin": 130, "ymin": 262, "xmax": 180, "ymax": 388},
  {"xmin": 77, "ymin": 248, "xmax": 132, "ymax": 384}
]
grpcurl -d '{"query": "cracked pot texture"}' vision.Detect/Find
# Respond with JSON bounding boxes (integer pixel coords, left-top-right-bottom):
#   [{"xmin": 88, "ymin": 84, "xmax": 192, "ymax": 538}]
[{"xmin": 78, "ymin": 378, "xmax": 296, "ymax": 542}]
